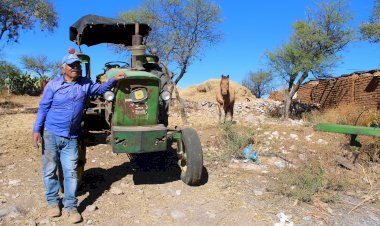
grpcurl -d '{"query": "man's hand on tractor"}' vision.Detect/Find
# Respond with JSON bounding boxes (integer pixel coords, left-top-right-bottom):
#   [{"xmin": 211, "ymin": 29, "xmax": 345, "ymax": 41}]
[
  {"xmin": 113, "ymin": 72, "xmax": 126, "ymax": 81},
  {"xmin": 32, "ymin": 132, "xmax": 42, "ymax": 149}
]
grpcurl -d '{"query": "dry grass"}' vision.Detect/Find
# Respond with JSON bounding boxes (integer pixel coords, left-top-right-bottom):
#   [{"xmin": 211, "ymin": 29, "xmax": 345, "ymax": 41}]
[
  {"xmin": 271, "ymin": 104, "xmax": 380, "ymax": 204},
  {"xmin": 272, "ymin": 158, "xmax": 349, "ymax": 203},
  {"xmin": 0, "ymin": 94, "xmax": 40, "ymax": 109},
  {"xmin": 305, "ymin": 103, "xmax": 380, "ymax": 127}
]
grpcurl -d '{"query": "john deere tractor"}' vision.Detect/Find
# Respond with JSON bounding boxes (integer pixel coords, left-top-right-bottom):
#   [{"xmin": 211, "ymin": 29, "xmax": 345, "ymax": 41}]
[{"xmin": 71, "ymin": 14, "xmax": 203, "ymax": 186}]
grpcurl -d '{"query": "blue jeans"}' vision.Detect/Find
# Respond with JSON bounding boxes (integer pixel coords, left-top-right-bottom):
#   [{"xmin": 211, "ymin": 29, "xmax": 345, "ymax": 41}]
[{"xmin": 42, "ymin": 129, "xmax": 78, "ymax": 211}]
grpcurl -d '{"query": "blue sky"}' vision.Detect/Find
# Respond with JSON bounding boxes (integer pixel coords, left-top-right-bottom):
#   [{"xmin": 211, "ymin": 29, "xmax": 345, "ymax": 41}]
[{"xmin": 1, "ymin": 0, "xmax": 379, "ymax": 89}]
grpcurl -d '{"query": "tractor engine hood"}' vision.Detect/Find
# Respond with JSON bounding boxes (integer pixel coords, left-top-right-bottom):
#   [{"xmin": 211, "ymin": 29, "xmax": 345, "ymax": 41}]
[{"xmin": 69, "ymin": 14, "xmax": 151, "ymax": 47}]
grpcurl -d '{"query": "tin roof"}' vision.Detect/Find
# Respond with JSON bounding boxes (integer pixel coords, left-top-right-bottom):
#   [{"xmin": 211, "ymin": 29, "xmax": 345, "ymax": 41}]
[{"xmin": 69, "ymin": 14, "xmax": 151, "ymax": 47}]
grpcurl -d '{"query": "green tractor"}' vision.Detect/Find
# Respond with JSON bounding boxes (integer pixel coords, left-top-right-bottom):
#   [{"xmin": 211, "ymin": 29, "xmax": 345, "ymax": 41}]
[{"xmin": 71, "ymin": 14, "xmax": 203, "ymax": 186}]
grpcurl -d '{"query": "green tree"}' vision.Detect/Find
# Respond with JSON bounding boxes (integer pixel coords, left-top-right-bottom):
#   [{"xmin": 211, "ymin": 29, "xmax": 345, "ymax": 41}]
[
  {"xmin": 20, "ymin": 55, "xmax": 60, "ymax": 79},
  {"xmin": 242, "ymin": 70, "xmax": 273, "ymax": 98},
  {"xmin": 0, "ymin": 60, "xmax": 20, "ymax": 92},
  {"xmin": 119, "ymin": 0, "xmax": 223, "ymax": 85},
  {"xmin": 0, "ymin": 0, "xmax": 58, "ymax": 44},
  {"xmin": 360, "ymin": 0, "xmax": 380, "ymax": 42},
  {"xmin": 267, "ymin": 1, "xmax": 354, "ymax": 119}
]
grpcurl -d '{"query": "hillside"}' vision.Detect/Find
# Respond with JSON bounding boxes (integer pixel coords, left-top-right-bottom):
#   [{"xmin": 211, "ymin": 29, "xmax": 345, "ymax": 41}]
[{"xmin": 176, "ymin": 78, "xmax": 256, "ymax": 102}]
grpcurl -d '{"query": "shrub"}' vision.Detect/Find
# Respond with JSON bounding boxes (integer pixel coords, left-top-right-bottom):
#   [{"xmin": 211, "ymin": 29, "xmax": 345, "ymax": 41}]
[
  {"xmin": 7, "ymin": 72, "xmax": 39, "ymax": 95},
  {"xmin": 273, "ymin": 160, "xmax": 347, "ymax": 203}
]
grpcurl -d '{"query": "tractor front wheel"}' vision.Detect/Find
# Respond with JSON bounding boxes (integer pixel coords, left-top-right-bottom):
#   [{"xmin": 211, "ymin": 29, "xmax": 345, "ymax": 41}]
[{"xmin": 178, "ymin": 128, "xmax": 203, "ymax": 186}]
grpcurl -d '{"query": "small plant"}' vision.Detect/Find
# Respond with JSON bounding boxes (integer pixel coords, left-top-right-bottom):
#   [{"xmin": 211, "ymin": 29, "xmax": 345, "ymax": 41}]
[{"xmin": 217, "ymin": 123, "xmax": 255, "ymax": 162}]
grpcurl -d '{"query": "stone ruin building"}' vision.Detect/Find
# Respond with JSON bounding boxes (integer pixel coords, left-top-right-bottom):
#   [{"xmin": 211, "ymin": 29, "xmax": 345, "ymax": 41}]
[{"xmin": 295, "ymin": 69, "xmax": 380, "ymax": 109}]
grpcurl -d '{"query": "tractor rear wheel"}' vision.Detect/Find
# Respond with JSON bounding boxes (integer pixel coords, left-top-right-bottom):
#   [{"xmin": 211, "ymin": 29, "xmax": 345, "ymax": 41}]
[{"xmin": 178, "ymin": 128, "xmax": 203, "ymax": 185}]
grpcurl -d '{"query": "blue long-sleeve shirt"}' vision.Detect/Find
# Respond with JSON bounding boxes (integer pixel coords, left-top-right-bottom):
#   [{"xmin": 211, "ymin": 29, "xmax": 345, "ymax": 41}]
[{"xmin": 33, "ymin": 75, "xmax": 116, "ymax": 138}]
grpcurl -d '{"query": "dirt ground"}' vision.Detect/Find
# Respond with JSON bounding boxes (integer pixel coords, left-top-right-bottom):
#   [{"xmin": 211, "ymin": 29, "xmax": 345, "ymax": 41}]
[{"xmin": 0, "ymin": 94, "xmax": 379, "ymax": 226}]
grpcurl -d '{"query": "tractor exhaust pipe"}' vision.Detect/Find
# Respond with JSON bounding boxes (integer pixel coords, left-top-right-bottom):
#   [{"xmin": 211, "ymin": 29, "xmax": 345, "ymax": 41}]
[{"xmin": 131, "ymin": 23, "xmax": 146, "ymax": 69}]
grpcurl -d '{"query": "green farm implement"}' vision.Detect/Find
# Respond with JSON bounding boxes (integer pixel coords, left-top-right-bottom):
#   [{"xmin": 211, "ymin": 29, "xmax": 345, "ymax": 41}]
[{"xmin": 314, "ymin": 123, "xmax": 380, "ymax": 165}]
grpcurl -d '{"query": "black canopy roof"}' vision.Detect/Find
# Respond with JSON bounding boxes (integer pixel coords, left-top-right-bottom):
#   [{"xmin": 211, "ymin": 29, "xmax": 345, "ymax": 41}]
[{"xmin": 69, "ymin": 14, "xmax": 151, "ymax": 47}]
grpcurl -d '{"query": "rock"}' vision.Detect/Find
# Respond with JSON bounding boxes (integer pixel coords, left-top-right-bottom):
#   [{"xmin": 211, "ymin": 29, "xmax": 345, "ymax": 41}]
[
  {"xmin": 299, "ymin": 154, "xmax": 306, "ymax": 160},
  {"xmin": 39, "ymin": 218, "xmax": 50, "ymax": 225},
  {"xmin": 12, "ymin": 193, "xmax": 19, "ymax": 199},
  {"xmin": 335, "ymin": 156, "xmax": 354, "ymax": 170},
  {"xmin": 86, "ymin": 219, "xmax": 93, "ymax": 225},
  {"xmin": 0, "ymin": 195, "xmax": 6, "ymax": 204},
  {"xmin": 6, "ymin": 164, "xmax": 15, "ymax": 170},
  {"xmin": 206, "ymin": 210, "xmax": 216, "ymax": 219},
  {"xmin": 345, "ymin": 191, "xmax": 356, "ymax": 196},
  {"xmin": 110, "ymin": 187, "xmax": 124, "ymax": 195},
  {"xmin": 0, "ymin": 206, "xmax": 20, "ymax": 218},
  {"xmin": 151, "ymin": 208, "xmax": 165, "ymax": 217},
  {"xmin": 317, "ymin": 139, "xmax": 328, "ymax": 145},
  {"xmin": 228, "ymin": 160, "xmax": 263, "ymax": 171},
  {"xmin": 87, "ymin": 205, "xmax": 97, "ymax": 212},
  {"xmin": 0, "ymin": 207, "xmax": 9, "ymax": 217},
  {"xmin": 8, "ymin": 179, "xmax": 21, "ymax": 186},
  {"xmin": 273, "ymin": 161, "xmax": 286, "ymax": 168},
  {"xmin": 289, "ymin": 134, "xmax": 299, "ymax": 140},
  {"xmin": 305, "ymin": 134, "xmax": 314, "ymax": 142},
  {"xmin": 170, "ymin": 209, "xmax": 185, "ymax": 219},
  {"xmin": 120, "ymin": 182, "xmax": 129, "ymax": 188},
  {"xmin": 28, "ymin": 220, "xmax": 37, "ymax": 226},
  {"xmin": 254, "ymin": 190, "xmax": 263, "ymax": 196},
  {"xmin": 303, "ymin": 216, "xmax": 312, "ymax": 221}
]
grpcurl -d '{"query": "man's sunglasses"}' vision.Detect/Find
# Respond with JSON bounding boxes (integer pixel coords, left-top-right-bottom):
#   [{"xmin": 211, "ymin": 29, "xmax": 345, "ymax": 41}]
[{"xmin": 67, "ymin": 62, "xmax": 81, "ymax": 68}]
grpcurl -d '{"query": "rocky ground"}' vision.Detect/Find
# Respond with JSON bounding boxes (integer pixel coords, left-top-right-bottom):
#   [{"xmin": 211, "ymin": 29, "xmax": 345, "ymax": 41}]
[{"xmin": 0, "ymin": 92, "xmax": 379, "ymax": 226}]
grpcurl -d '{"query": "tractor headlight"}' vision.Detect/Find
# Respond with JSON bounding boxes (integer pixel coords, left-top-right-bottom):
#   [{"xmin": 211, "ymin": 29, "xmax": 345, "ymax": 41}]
[
  {"xmin": 160, "ymin": 90, "xmax": 171, "ymax": 101},
  {"xmin": 103, "ymin": 91, "xmax": 115, "ymax": 101}
]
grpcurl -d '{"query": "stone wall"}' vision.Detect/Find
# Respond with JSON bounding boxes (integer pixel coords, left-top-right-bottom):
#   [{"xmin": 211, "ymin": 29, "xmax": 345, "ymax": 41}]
[{"xmin": 297, "ymin": 70, "xmax": 380, "ymax": 109}]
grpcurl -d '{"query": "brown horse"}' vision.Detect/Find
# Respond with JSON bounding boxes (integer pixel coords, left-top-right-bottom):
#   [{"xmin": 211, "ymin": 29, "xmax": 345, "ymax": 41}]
[{"xmin": 216, "ymin": 75, "xmax": 235, "ymax": 123}]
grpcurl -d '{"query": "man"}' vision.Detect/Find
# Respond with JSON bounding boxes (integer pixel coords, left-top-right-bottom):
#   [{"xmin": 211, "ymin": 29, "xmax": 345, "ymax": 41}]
[{"xmin": 32, "ymin": 50, "xmax": 126, "ymax": 223}]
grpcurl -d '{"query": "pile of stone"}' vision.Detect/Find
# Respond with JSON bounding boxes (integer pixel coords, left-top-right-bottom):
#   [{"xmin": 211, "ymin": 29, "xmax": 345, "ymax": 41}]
[{"xmin": 171, "ymin": 98, "xmax": 283, "ymax": 118}]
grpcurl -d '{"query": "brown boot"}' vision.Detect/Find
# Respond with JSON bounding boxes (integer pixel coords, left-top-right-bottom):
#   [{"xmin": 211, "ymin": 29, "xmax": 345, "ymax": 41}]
[
  {"xmin": 66, "ymin": 209, "xmax": 82, "ymax": 224},
  {"xmin": 47, "ymin": 205, "xmax": 61, "ymax": 217}
]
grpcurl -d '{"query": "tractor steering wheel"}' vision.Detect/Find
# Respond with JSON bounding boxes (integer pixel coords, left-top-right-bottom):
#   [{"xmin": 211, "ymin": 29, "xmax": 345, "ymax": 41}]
[{"xmin": 104, "ymin": 61, "xmax": 130, "ymax": 70}]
